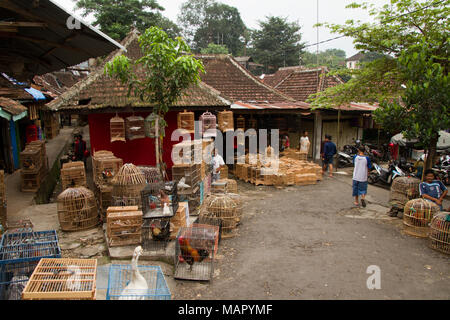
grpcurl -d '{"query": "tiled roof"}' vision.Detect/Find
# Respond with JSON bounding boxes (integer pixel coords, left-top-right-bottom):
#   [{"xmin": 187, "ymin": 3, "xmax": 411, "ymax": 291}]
[
  {"xmin": 33, "ymin": 71, "xmax": 87, "ymax": 97},
  {"xmin": 346, "ymin": 52, "xmax": 365, "ymax": 62},
  {"xmin": 0, "ymin": 74, "xmax": 33, "ymax": 100},
  {"xmin": 0, "ymin": 97, "xmax": 28, "ymax": 115},
  {"xmin": 196, "ymin": 54, "xmax": 296, "ymax": 104},
  {"xmin": 46, "ymin": 30, "xmax": 230, "ymax": 111},
  {"xmin": 261, "ymin": 66, "xmax": 304, "ymax": 87}
]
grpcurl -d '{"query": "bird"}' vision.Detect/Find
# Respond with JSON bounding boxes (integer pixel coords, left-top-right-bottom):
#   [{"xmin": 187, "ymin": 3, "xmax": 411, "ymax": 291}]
[
  {"xmin": 118, "ymin": 246, "xmax": 148, "ymax": 300},
  {"xmin": 6, "ymin": 275, "xmax": 28, "ymax": 300},
  {"xmin": 178, "ymin": 236, "xmax": 210, "ymax": 272},
  {"xmin": 151, "ymin": 219, "xmax": 170, "ymax": 241},
  {"xmin": 177, "ymin": 177, "xmax": 190, "ymax": 190}
]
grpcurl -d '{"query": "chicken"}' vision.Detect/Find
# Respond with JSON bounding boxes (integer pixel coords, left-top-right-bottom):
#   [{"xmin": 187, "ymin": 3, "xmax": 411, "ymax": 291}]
[
  {"xmin": 178, "ymin": 236, "xmax": 210, "ymax": 271},
  {"xmin": 118, "ymin": 246, "xmax": 148, "ymax": 300},
  {"xmin": 151, "ymin": 219, "xmax": 170, "ymax": 241}
]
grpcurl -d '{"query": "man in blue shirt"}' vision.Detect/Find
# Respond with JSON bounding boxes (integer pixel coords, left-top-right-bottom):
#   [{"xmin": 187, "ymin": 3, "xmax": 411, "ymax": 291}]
[
  {"xmin": 322, "ymin": 135, "xmax": 337, "ymax": 177},
  {"xmin": 420, "ymin": 169, "xmax": 448, "ymax": 210},
  {"xmin": 352, "ymin": 146, "xmax": 372, "ymax": 207}
]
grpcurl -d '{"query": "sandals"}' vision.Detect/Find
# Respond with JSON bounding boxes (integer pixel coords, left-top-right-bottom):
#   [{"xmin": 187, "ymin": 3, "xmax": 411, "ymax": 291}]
[{"xmin": 361, "ymin": 199, "xmax": 366, "ymax": 208}]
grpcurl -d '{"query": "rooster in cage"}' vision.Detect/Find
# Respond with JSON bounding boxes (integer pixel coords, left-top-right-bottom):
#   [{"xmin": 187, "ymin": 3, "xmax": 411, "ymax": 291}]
[{"xmin": 178, "ymin": 236, "xmax": 210, "ymax": 271}]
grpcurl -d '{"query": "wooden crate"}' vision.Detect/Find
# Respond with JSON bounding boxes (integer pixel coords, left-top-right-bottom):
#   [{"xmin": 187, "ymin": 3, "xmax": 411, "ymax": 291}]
[
  {"xmin": 107, "ymin": 208, "xmax": 142, "ymax": 247},
  {"xmin": 20, "ymin": 147, "xmax": 42, "ymax": 173},
  {"xmin": 22, "ymin": 258, "xmax": 97, "ymax": 300},
  {"xmin": 21, "ymin": 165, "xmax": 46, "ymax": 192},
  {"xmin": 170, "ymin": 202, "xmax": 188, "ymax": 240},
  {"xmin": 44, "ymin": 123, "xmax": 59, "ymax": 140},
  {"xmin": 61, "ymin": 161, "xmax": 86, "ymax": 190}
]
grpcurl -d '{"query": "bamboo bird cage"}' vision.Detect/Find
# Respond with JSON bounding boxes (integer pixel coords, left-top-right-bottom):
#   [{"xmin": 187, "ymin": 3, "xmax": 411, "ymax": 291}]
[
  {"xmin": 236, "ymin": 115, "xmax": 245, "ymax": 130},
  {"xmin": 138, "ymin": 166, "xmax": 163, "ymax": 187},
  {"xmin": 110, "ymin": 115, "xmax": 126, "ymax": 142},
  {"xmin": 111, "ymin": 164, "xmax": 146, "ymax": 209},
  {"xmin": 200, "ymin": 111, "xmax": 216, "ymax": 136},
  {"xmin": 218, "ymin": 110, "xmax": 234, "ymax": 132},
  {"xmin": 177, "ymin": 110, "xmax": 195, "ymax": 133},
  {"xmin": 144, "ymin": 113, "xmax": 162, "ymax": 138},
  {"xmin": 429, "ymin": 212, "xmax": 450, "ymax": 255},
  {"xmin": 203, "ymin": 194, "xmax": 238, "ymax": 238},
  {"xmin": 390, "ymin": 176, "xmax": 420, "ymax": 215},
  {"xmin": 125, "ymin": 115, "xmax": 145, "ymax": 140},
  {"xmin": 227, "ymin": 193, "xmax": 243, "ymax": 225},
  {"xmin": 107, "ymin": 206, "xmax": 143, "ymax": 247},
  {"xmin": 57, "ymin": 187, "xmax": 99, "ymax": 232},
  {"xmin": 403, "ymin": 198, "xmax": 440, "ymax": 238},
  {"xmin": 60, "ymin": 161, "xmax": 86, "ymax": 190}
]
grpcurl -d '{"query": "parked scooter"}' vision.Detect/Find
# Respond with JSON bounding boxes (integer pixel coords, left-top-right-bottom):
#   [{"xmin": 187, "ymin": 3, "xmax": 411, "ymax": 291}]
[
  {"xmin": 368, "ymin": 161, "xmax": 405, "ymax": 186},
  {"xmin": 337, "ymin": 151, "xmax": 354, "ymax": 168}
]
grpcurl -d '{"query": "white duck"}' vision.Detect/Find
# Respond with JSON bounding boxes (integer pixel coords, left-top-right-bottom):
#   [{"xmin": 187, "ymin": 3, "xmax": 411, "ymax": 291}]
[{"xmin": 118, "ymin": 246, "xmax": 148, "ymax": 300}]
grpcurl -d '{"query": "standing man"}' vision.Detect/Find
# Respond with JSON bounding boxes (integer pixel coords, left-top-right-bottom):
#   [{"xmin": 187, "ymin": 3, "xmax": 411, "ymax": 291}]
[
  {"xmin": 211, "ymin": 148, "xmax": 225, "ymax": 182},
  {"xmin": 299, "ymin": 131, "xmax": 310, "ymax": 154},
  {"xmin": 323, "ymin": 135, "xmax": 337, "ymax": 177},
  {"xmin": 352, "ymin": 145, "xmax": 372, "ymax": 207},
  {"xmin": 73, "ymin": 134, "xmax": 87, "ymax": 167}
]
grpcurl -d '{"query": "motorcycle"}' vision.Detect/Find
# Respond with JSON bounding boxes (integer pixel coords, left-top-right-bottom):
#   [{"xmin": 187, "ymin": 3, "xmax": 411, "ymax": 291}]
[
  {"xmin": 337, "ymin": 151, "xmax": 354, "ymax": 168},
  {"xmin": 368, "ymin": 161, "xmax": 405, "ymax": 186},
  {"xmin": 433, "ymin": 155, "xmax": 450, "ymax": 185}
]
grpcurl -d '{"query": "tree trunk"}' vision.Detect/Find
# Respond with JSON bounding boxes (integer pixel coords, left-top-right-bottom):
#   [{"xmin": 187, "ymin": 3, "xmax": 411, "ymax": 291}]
[{"xmin": 425, "ymin": 135, "xmax": 439, "ymax": 170}]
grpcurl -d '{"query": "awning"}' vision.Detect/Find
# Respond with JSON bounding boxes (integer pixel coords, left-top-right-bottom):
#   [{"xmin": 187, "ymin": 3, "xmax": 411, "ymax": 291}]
[
  {"xmin": 231, "ymin": 101, "xmax": 310, "ymax": 110},
  {"xmin": 0, "ymin": 97, "xmax": 28, "ymax": 121},
  {"xmin": 391, "ymin": 131, "xmax": 450, "ymax": 150}
]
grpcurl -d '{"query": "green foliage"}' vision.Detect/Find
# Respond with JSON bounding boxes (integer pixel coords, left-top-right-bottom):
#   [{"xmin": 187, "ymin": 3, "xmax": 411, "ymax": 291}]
[
  {"xmin": 200, "ymin": 43, "xmax": 229, "ymax": 54},
  {"xmin": 75, "ymin": 0, "xmax": 180, "ymax": 41},
  {"xmin": 251, "ymin": 16, "xmax": 305, "ymax": 73},
  {"xmin": 300, "ymin": 48, "xmax": 347, "ymax": 68}
]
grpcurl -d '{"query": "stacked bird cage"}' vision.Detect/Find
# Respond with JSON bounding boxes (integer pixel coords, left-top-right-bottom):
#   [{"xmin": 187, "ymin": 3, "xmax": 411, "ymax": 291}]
[
  {"xmin": 94, "ymin": 184, "xmax": 113, "ymax": 221},
  {"xmin": 43, "ymin": 112, "xmax": 60, "ymax": 140},
  {"xmin": 429, "ymin": 212, "xmax": 450, "ymax": 255},
  {"xmin": 170, "ymin": 202, "xmax": 188, "ymax": 240},
  {"xmin": 106, "ymin": 207, "xmax": 143, "ymax": 247},
  {"xmin": 172, "ymin": 164, "xmax": 201, "ymax": 195},
  {"xmin": 60, "ymin": 161, "xmax": 87, "ymax": 190},
  {"xmin": 144, "ymin": 113, "xmax": 162, "ymax": 138},
  {"xmin": 236, "ymin": 115, "xmax": 245, "ymax": 130},
  {"xmin": 218, "ymin": 110, "xmax": 234, "ymax": 132},
  {"xmin": 200, "ymin": 111, "xmax": 216, "ymax": 137},
  {"xmin": 174, "ymin": 226, "xmax": 218, "ymax": 281},
  {"xmin": 106, "ymin": 265, "xmax": 171, "ymax": 300},
  {"xmin": 111, "ymin": 164, "xmax": 146, "ymax": 209},
  {"xmin": 57, "ymin": 187, "xmax": 99, "ymax": 232},
  {"xmin": 110, "ymin": 115, "xmax": 126, "ymax": 142},
  {"xmin": 203, "ymin": 194, "xmax": 238, "ymax": 238},
  {"xmin": 125, "ymin": 115, "xmax": 145, "ymax": 140},
  {"xmin": 0, "ymin": 170, "xmax": 5, "ymax": 230},
  {"xmin": 142, "ymin": 218, "xmax": 171, "ymax": 253},
  {"xmin": 177, "ymin": 110, "xmax": 195, "ymax": 133},
  {"xmin": 211, "ymin": 180, "xmax": 227, "ymax": 194},
  {"xmin": 20, "ymin": 141, "xmax": 47, "ymax": 192},
  {"xmin": 248, "ymin": 117, "xmax": 257, "ymax": 130},
  {"xmin": 141, "ymin": 181, "xmax": 179, "ymax": 219},
  {"xmin": 403, "ymin": 198, "xmax": 440, "ymax": 238},
  {"xmin": 0, "ymin": 230, "xmax": 61, "ymax": 300},
  {"xmin": 91, "ymin": 150, "xmax": 123, "ymax": 187},
  {"xmin": 193, "ymin": 215, "xmax": 222, "ymax": 246},
  {"xmin": 389, "ymin": 176, "xmax": 420, "ymax": 216},
  {"xmin": 138, "ymin": 165, "xmax": 163, "ymax": 186},
  {"xmin": 22, "ymin": 258, "xmax": 97, "ymax": 300}
]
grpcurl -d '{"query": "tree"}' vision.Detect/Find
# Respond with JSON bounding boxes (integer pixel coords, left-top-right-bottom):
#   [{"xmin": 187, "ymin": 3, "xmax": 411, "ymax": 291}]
[
  {"xmin": 105, "ymin": 27, "xmax": 205, "ymax": 177},
  {"xmin": 309, "ymin": 0, "xmax": 449, "ymax": 167},
  {"xmin": 75, "ymin": 0, "xmax": 180, "ymax": 41},
  {"xmin": 200, "ymin": 43, "xmax": 229, "ymax": 54},
  {"xmin": 251, "ymin": 16, "xmax": 305, "ymax": 73}
]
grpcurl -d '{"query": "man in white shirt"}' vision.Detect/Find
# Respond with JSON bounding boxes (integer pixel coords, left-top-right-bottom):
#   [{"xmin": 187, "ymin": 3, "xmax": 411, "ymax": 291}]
[
  {"xmin": 211, "ymin": 148, "xmax": 225, "ymax": 182},
  {"xmin": 299, "ymin": 131, "xmax": 310, "ymax": 153}
]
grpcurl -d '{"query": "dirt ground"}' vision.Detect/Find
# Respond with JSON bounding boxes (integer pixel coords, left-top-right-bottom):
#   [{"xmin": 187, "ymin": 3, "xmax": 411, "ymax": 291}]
[{"xmin": 172, "ymin": 172, "xmax": 450, "ymax": 300}]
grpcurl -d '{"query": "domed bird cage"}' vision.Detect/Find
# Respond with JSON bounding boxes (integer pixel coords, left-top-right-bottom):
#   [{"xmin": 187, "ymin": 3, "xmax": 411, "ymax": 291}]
[
  {"xmin": 218, "ymin": 110, "xmax": 234, "ymax": 132},
  {"xmin": 389, "ymin": 176, "xmax": 420, "ymax": 216},
  {"xmin": 403, "ymin": 198, "xmax": 440, "ymax": 238},
  {"xmin": 236, "ymin": 115, "xmax": 245, "ymax": 131},
  {"xmin": 57, "ymin": 187, "xmax": 99, "ymax": 231},
  {"xmin": 200, "ymin": 111, "xmax": 216, "ymax": 137},
  {"xmin": 144, "ymin": 113, "xmax": 163, "ymax": 138},
  {"xmin": 204, "ymin": 194, "xmax": 238, "ymax": 238},
  {"xmin": 429, "ymin": 212, "xmax": 450, "ymax": 255},
  {"xmin": 227, "ymin": 193, "xmax": 243, "ymax": 225},
  {"xmin": 125, "ymin": 115, "xmax": 145, "ymax": 140},
  {"xmin": 110, "ymin": 115, "xmax": 125, "ymax": 142},
  {"xmin": 112, "ymin": 164, "xmax": 147, "ymax": 209},
  {"xmin": 177, "ymin": 110, "xmax": 195, "ymax": 133}
]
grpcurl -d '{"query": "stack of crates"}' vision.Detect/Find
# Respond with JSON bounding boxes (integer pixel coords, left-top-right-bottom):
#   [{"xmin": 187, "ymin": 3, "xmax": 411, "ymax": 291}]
[
  {"xmin": 0, "ymin": 230, "xmax": 61, "ymax": 300},
  {"xmin": 43, "ymin": 112, "xmax": 60, "ymax": 140},
  {"xmin": 60, "ymin": 161, "xmax": 87, "ymax": 190},
  {"xmin": 20, "ymin": 141, "xmax": 48, "ymax": 192}
]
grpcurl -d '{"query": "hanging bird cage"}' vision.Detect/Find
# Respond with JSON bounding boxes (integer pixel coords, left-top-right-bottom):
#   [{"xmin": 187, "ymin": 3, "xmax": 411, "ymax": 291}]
[
  {"xmin": 217, "ymin": 110, "xmax": 234, "ymax": 132},
  {"xmin": 177, "ymin": 110, "xmax": 195, "ymax": 133},
  {"xmin": 125, "ymin": 115, "xmax": 145, "ymax": 140},
  {"xmin": 403, "ymin": 198, "xmax": 440, "ymax": 238},
  {"xmin": 204, "ymin": 194, "xmax": 238, "ymax": 238},
  {"xmin": 141, "ymin": 181, "xmax": 179, "ymax": 219},
  {"xmin": 200, "ymin": 111, "xmax": 216, "ymax": 136},
  {"xmin": 389, "ymin": 176, "xmax": 420, "ymax": 215},
  {"xmin": 429, "ymin": 212, "xmax": 450, "ymax": 255},
  {"xmin": 110, "ymin": 115, "xmax": 126, "ymax": 142},
  {"xmin": 236, "ymin": 115, "xmax": 245, "ymax": 130},
  {"xmin": 57, "ymin": 187, "xmax": 99, "ymax": 232},
  {"xmin": 174, "ymin": 226, "xmax": 218, "ymax": 281},
  {"xmin": 144, "ymin": 113, "xmax": 162, "ymax": 138},
  {"xmin": 111, "ymin": 164, "xmax": 147, "ymax": 209},
  {"xmin": 248, "ymin": 116, "xmax": 257, "ymax": 130}
]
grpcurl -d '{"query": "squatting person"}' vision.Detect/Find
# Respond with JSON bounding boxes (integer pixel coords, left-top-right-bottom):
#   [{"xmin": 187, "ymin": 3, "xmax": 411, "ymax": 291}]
[{"xmin": 419, "ymin": 169, "xmax": 448, "ymax": 211}]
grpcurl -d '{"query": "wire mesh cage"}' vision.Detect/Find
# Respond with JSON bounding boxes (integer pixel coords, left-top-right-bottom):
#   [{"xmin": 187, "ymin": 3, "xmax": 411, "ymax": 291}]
[
  {"xmin": 5, "ymin": 219, "xmax": 33, "ymax": 234},
  {"xmin": 0, "ymin": 230, "xmax": 61, "ymax": 300},
  {"xmin": 142, "ymin": 218, "xmax": 170, "ymax": 253},
  {"xmin": 141, "ymin": 181, "xmax": 179, "ymax": 219},
  {"xmin": 110, "ymin": 115, "xmax": 126, "ymax": 142},
  {"xmin": 172, "ymin": 164, "xmax": 201, "ymax": 195},
  {"xmin": 57, "ymin": 187, "xmax": 99, "ymax": 232},
  {"xmin": 138, "ymin": 166, "xmax": 163, "ymax": 185},
  {"xmin": 204, "ymin": 194, "xmax": 238, "ymax": 238},
  {"xmin": 112, "ymin": 164, "xmax": 147, "ymax": 209},
  {"xmin": 144, "ymin": 113, "xmax": 163, "ymax": 138},
  {"xmin": 403, "ymin": 198, "xmax": 440, "ymax": 238},
  {"xmin": 200, "ymin": 111, "xmax": 217, "ymax": 136},
  {"xmin": 218, "ymin": 110, "xmax": 234, "ymax": 132},
  {"xmin": 106, "ymin": 207, "xmax": 143, "ymax": 247},
  {"xmin": 125, "ymin": 115, "xmax": 145, "ymax": 140},
  {"xmin": 174, "ymin": 226, "xmax": 218, "ymax": 281},
  {"xmin": 21, "ymin": 258, "xmax": 97, "ymax": 300},
  {"xmin": 429, "ymin": 212, "xmax": 450, "ymax": 255},
  {"xmin": 177, "ymin": 110, "xmax": 195, "ymax": 133},
  {"xmin": 106, "ymin": 264, "xmax": 171, "ymax": 300},
  {"xmin": 390, "ymin": 176, "xmax": 420, "ymax": 213},
  {"xmin": 193, "ymin": 216, "xmax": 222, "ymax": 246},
  {"xmin": 60, "ymin": 161, "xmax": 87, "ymax": 190}
]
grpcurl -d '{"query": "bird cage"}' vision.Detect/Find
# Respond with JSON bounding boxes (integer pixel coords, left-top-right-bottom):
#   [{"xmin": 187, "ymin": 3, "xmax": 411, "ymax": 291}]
[
  {"xmin": 193, "ymin": 216, "xmax": 223, "ymax": 246},
  {"xmin": 174, "ymin": 226, "xmax": 218, "ymax": 281},
  {"xmin": 236, "ymin": 115, "xmax": 245, "ymax": 130},
  {"xmin": 204, "ymin": 194, "xmax": 238, "ymax": 238},
  {"xmin": 144, "ymin": 113, "xmax": 163, "ymax": 138},
  {"xmin": 248, "ymin": 117, "xmax": 257, "ymax": 130},
  {"xmin": 211, "ymin": 180, "xmax": 227, "ymax": 194},
  {"xmin": 111, "ymin": 164, "xmax": 146, "ymax": 209},
  {"xmin": 224, "ymin": 179, "xmax": 238, "ymax": 193},
  {"xmin": 106, "ymin": 264, "xmax": 171, "ymax": 300},
  {"xmin": 172, "ymin": 164, "xmax": 201, "ymax": 195},
  {"xmin": 141, "ymin": 181, "xmax": 179, "ymax": 219},
  {"xmin": 429, "ymin": 212, "xmax": 450, "ymax": 255},
  {"xmin": 218, "ymin": 110, "xmax": 234, "ymax": 132},
  {"xmin": 390, "ymin": 176, "xmax": 420, "ymax": 215},
  {"xmin": 0, "ymin": 230, "xmax": 61, "ymax": 300},
  {"xmin": 138, "ymin": 166, "xmax": 163, "ymax": 186},
  {"xmin": 142, "ymin": 218, "xmax": 171, "ymax": 253},
  {"xmin": 57, "ymin": 187, "xmax": 99, "ymax": 232},
  {"xmin": 60, "ymin": 161, "xmax": 87, "ymax": 190},
  {"xmin": 94, "ymin": 184, "xmax": 113, "ymax": 221},
  {"xmin": 200, "ymin": 111, "xmax": 216, "ymax": 136},
  {"xmin": 125, "ymin": 115, "xmax": 145, "ymax": 140},
  {"xmin": 227, "ymin": 193, "xmax": 243, "ymax": 225},
  {"xmin": 21, "ymin": 258, "xmax": 97, "ymax": 300},
  {"xmin": 106, "ymin": 207, "xmax": 143, "ymax": 247},
  {"xmin": 110, "ymin": 115, "xmax": 126, "ymax": 142},
  {"xmin": 20, "ymin": 147, "xmax": 42, "ymax": 173},
  {"xmin": 403, "ymin": 198, "xmax": 440, "ymax": 238},
  {"xmin": 177, "ymin": 110, "xmax": 195, "ymax": 133}
]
